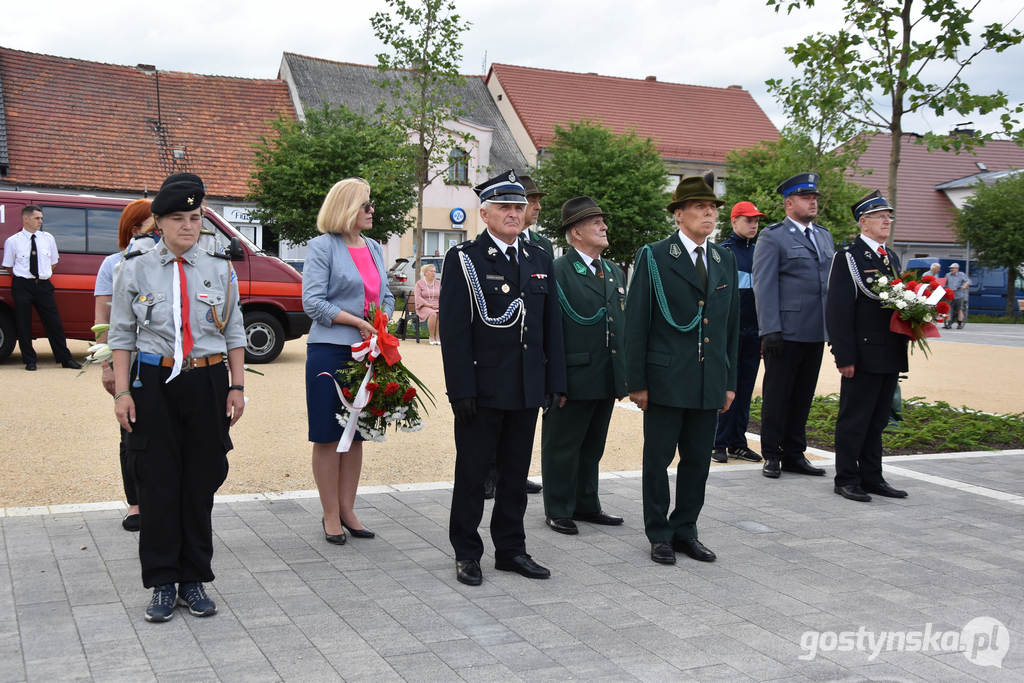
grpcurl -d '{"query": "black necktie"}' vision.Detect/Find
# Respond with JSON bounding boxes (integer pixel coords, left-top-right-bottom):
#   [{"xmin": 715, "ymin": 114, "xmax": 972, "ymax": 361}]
[
  {"xmin": 506, "ymin": 246, "xmax": 517, "ymax": 268},
  {"xmin": 29, "ymin": 233, "xmax": 39, "ymax": 278},
  {"xmin": 804, "ymin": 228, "xmax": 818, "ymax": 258},
  {"xmin": 694, "ymin": 246, "xmax": 708, "ymax": 291}
]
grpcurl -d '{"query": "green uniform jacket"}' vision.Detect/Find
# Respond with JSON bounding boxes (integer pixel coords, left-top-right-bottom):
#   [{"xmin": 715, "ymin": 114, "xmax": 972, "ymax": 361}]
[
  {"xmin": 523, "ymin": 228, "xmax": 554, "ymax": 257},
  {"xmin": 553, "ymin": 247, "xmax": 628, "ymax": 400},
  {"xmin": 625, "ymin": 233, "xmax": 740, "ymax": 409}
]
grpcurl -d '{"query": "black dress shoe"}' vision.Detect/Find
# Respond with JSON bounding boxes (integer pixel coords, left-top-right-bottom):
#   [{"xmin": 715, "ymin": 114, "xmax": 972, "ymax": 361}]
[
  {"xmin": 572, "ymin": 511, "xmax": 623, "ymax": 526},
  {"xmin": 121, "ymin": 513, "xmax": 140, "ymax": 532},
  {"xmin": 341, "ymin": 520, "xmax": 375, "ymax": 538},
  {"xmin": 711, "ymin": 447, "xmax": 728, "ymax": 464},
  {"xmin": 762, "ymin": 459, "xmax": 781, "ymax": 478},
  {"xmin": 61, "ymin": 359, "xmax": 83, "ymax": 369},
  {"xmin": 322, "ymin": 519, "xmax": 347, "ymax": 545},
  {"xmin": 545, "ymin": 517, "xmax": 579, "ymax": 535},
  {"xmin": 25, "ymin": 362, "xmax": 37, "ymax": 371},
  {"xmin": 862, "ymin": 480, "xmax": 908, "ymax": 498},
  {"xmin": 650, "ymin": 542, "xmax": 676, "ymax": 565},
  {"xmin": 456, "ymin": 559, "xmax": 482, "ymax": 586},
  {"xmin": 495, "ymin": 554, "xmax": 550, "ymax": 579},
  {"xmin": 834, "ymin": 484, "xmax": 872, "ymax": 502},
  {"xmin": 525, "ymin": 479, "xmax": 543, "ymax": 494},
  {"xmin": 672, "ymin": 537, "xmax": 717, "ymax": 562},
  {"xmin": 781, "ymin": 457, "xmax": 826, "ymax": 476}
]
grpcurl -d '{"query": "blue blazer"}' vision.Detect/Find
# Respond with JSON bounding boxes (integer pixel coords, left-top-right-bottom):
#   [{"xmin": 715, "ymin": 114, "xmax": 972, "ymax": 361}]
[{"xmin": 302, "ymin": 233, "xmax": 394, "ymax": 346}]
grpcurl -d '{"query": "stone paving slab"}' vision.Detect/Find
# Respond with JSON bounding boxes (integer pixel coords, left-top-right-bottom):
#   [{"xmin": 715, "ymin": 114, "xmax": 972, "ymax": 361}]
[{"xmin": 2, "ymin": 453, "xmax": 1023, "ymax": 681}]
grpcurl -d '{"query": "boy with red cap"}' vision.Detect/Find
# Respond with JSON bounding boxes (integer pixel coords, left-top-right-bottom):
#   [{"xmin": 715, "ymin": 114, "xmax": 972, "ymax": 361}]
[{"xmin": 712, "ymin": 201, "xmax": 767, "ymax": 463}]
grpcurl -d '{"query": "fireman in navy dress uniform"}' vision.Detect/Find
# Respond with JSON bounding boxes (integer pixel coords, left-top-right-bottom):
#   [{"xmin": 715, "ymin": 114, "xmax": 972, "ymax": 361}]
[
  {"xmin": 439, "ymin": 170, "xmax": 567, "ymax": 586},
  {"xmin": 109, "ymin": 173, "xmax": 246, "ymax": 622},
  {"xmin": 826, "ymin": 190, "xmax": 910, "ymax": 502}
]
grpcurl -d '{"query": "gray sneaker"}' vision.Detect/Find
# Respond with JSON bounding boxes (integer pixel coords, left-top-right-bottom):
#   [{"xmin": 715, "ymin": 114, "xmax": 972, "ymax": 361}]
[
  {"xmin": 144, "ymin": 584, "xmax": 177, "ymax": 622},
  {"xmin": 177, "ymin": 582, "xmax": 217, "ymax": 617}
]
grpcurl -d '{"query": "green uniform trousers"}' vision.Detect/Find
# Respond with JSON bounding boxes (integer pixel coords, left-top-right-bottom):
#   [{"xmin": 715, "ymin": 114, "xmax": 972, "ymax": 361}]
[
  {"xmin": 541, "ymin": 398, "xmax": 615, "ymax": 519},
  {"xmin": 642, "ymin": 403, "xmax": 716, "ymax": 543}
]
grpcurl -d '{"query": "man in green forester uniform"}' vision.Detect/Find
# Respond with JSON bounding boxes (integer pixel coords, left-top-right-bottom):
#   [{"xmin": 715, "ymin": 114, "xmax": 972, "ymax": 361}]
[
  {"xmin": 625, "ymin": 174, "xmax": 739, "ymax": 565},
  {"xmin": 541, "ymin": 197, "xmax": 628, "ymax": 535}
]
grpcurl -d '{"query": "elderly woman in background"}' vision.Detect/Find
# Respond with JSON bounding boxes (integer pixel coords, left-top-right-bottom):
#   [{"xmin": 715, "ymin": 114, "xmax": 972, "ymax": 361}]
[
  {"xmin": 414, "ymin": 263, "xmax": 441, "ymax": 345},
  {"xmin": 94, "ymin": 198, "xmax": 156, "ymax": 532},
  {"xmin": 303, "ymin": 178, "xmax": 394, "ymax": 544}
]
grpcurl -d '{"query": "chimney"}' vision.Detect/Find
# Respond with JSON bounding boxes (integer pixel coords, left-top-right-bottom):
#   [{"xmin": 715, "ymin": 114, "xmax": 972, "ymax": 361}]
[
  {"xmin": 952, "ymin": 122, "xmax": 975, "ymax": 137},
  {"xmin": 727, "ymin": 85, "xmax": 743, "ymax": 90},
  {"xmin": 645, "ymin": 75, "xmax": 657, "ymax": 82},
  {"xmin": 136, "ymin": 64, "xmax": 156, "ymax": 74}
]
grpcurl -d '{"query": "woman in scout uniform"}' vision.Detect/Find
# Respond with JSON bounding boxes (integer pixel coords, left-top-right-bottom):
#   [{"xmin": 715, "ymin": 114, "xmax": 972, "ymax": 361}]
[
  {"xmin": 108, "ymin": 173, "xmax": 246, "ymax": 623},
  {"xmin": 541, "ymin": 197, "xmax": 627, "ymax": 535}
]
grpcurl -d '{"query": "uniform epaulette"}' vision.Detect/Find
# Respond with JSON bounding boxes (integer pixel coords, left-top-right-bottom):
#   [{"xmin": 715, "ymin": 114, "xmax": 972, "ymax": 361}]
[
  {"xmin": 455, "ymin": 240, "xmax": 472, "ymax": 250},
  {"xmin": 200, "ymin": 229, "xmax": 216, "ymax": 236},
  {"xmin": 210, "ymin": 249, "xmax": 231, "ymax": 260},
  {"xmin": 124, "ymin": 249, "xmax": 147, "ymax": 259},
  {"xmin": 763, "ymin": 221, "xmax": 785, "ymax": 231}
]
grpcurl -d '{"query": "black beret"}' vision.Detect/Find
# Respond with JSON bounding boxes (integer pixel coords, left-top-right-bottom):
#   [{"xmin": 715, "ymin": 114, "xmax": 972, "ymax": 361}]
[{"xmin": 151, "ymin": 173, "xmax": 205, "ymax": 215}]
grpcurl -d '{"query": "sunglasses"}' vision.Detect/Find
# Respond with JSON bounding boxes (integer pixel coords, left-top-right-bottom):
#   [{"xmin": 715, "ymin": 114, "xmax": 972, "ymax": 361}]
[{"xmin": 361, "ymin": 201, "xmax": 375, "ymax": 213}]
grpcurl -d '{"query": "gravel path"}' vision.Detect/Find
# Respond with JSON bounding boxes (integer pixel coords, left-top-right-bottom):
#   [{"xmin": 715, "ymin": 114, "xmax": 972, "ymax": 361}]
[{"xmin": 3, "ymin": 334, "xmax": 1021, "ymax": 507}]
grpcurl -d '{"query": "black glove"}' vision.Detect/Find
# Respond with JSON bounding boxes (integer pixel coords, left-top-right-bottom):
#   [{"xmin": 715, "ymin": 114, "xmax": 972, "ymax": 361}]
[
  {"xmin": 543, "ymin": 393, "xmax": 565, "ymax": 416},
  {"xmin": 761, "ymin": 332, "xmax": 785, "ymax": 359},
  {"xmin": 451, "ymin": 397, "xmax": 477, "ymax": 423}
]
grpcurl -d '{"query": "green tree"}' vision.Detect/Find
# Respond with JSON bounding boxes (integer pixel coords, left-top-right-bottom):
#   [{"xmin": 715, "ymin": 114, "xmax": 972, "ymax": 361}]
[
  {"xmin": 372, "ymin": 0, "xmax": 473, "ymax": 277},
  {"xmin": 766, "ymin": 0, "xmax": 1024, "ymax": 243},
  {"xmin": 720, "ymin": 130, "xmax": 870, "ymax": 245},
  {"xmin": 534, "ymin": 120, "xmax": 671, "ymax": 266},
  {"xmin": 247, "ymin": 105, "xmax": 417, "ymax": 245},
  {"xmin": 955, "ymin": 172, "xmax": 1024, "ymax": 315}
]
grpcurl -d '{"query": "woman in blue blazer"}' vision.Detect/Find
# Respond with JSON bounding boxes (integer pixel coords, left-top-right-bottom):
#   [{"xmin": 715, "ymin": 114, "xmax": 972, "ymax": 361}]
[{"xmin": 303, "ymin": 178, "xmax": 394, "ymax": 544}]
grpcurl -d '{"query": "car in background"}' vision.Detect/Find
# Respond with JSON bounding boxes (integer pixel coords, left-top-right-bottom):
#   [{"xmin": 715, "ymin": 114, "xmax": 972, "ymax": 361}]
[
  {"xmin": 387, "ymin": 257, "xmax": 413, "ymax": 298},
  {"xmin": 0, "ymin": 190, "xmax": 310, "ymax": 364},
  {"xmin": 904, "ymin": 257, "xmax": 1024, "ymax": 316}
]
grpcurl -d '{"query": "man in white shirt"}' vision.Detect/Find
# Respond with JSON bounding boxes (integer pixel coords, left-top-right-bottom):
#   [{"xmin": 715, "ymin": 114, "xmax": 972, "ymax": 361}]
[{"xmin": 1, "ymin": 205, "xmax": 80, "ymax": 370}]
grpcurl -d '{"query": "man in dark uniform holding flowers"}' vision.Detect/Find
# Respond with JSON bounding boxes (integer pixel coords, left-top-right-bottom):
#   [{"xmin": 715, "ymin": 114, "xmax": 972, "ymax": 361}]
[
  {"xmin": 439, "ymin": 169, "xmax": 566, "ymax": 586},
  {"xmin": 826, "ymin": 190, "xmax": 909, "ymax": 502}
]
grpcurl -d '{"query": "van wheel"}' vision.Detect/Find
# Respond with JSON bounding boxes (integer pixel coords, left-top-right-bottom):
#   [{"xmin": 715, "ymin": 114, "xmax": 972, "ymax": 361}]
[
  {"xmin": 0, "ymin": 310, "xmax": 15, "ymax": 362},
  {"xmin": 244, "ymin": 311, "xmax": 285, "ymax": 364}
]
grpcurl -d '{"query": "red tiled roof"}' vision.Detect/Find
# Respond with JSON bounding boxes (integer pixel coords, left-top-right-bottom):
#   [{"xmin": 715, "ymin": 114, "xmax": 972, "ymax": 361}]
[
  {"xmin": 851, "ymin": 133, "xmax": 1024, "ymax": 244},
  {"xmin": 486, "ymin": 63, "xmax": 779, "ymax": 162},
  {"xmin": 0, "ymin": 46, "xmax": 294, "ymax": 199}
]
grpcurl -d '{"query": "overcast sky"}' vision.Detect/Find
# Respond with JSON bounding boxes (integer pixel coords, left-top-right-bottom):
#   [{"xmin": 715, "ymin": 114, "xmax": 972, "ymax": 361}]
[{"xmin": 3, "ymin": 0, "xmax": 1021, "ymax": 136}]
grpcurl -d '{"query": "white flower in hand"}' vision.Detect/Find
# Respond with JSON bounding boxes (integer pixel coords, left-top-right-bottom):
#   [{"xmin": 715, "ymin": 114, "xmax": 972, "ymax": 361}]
[
  {"xmin": 879, "ymin": 291, "xmax": 890, "ymax": 300},
  {"xmin": 895, "ymin": 300, "xmax": 908, "ymax": 309},
  {"xmin": 877, "ymin": 276, "xmax": 888, "ymax": 286}
]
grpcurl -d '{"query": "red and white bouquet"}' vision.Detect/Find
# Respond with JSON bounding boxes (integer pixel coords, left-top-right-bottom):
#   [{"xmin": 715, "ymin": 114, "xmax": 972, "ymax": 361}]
[
  {"xmin": 871, "ymin": 272, "xmax": 954, "ymax": 356},
  {"xmin": 320, "ymin": 306, "xmax": 434, "ymax": 451}
]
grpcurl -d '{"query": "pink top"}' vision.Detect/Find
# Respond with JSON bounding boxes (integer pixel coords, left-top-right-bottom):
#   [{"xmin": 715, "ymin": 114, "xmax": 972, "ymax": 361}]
[
  {"xmin": 414, "ymin": 277, "xmax": 440, "ymax": 321},
  {"xmin": 348, "ymin": 245, "xmax": 380, "ymax": 316}
]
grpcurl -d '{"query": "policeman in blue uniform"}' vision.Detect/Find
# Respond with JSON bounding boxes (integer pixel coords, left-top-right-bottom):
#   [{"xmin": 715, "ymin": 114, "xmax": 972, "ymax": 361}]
[
  {"xmin": 826, "ymin": 190, "xmax": 909, "ymax": 502},
  {"xmin": 752, "ymin": 172, "xmax": 834, "ymax": 479},
  {"xmin": 439, "ymin": 170, "xmax": 567, "ymax": 586}
]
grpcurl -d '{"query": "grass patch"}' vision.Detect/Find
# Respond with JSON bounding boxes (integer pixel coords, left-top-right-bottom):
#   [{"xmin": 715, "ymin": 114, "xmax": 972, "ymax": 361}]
[
  {"xmin": 968, "ymin": 314, "xmax": 1022, "ymax": 324},
  {"xmin": 748, "ymin": 395, "xmax": 1024, "ymax": 455}
]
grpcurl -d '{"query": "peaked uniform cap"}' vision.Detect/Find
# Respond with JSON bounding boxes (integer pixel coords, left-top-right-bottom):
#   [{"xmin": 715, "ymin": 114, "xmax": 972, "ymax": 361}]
[
  {"xmin": 667, "ymin": 173, "xmax": 723, "ymax": 213},
  {"xmin": 560, "ymin": 196, "xmax": 609, "ymax": 230},
  {"xmin": 851, "ymin": 189, "xmax": 894, "ymax": 221},
  {"xmin": 777, "ymin": 172, "xmax": 821, "ymax": 197},
  {"xmin": 474, "ymin": 169, "xmax": 527, "ymax": 204}
]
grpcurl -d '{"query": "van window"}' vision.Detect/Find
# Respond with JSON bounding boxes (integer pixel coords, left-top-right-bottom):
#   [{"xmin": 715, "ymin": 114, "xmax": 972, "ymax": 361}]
[{"xmin": 42, "ymin": 206, "xmax": 121, "ymax": 254}]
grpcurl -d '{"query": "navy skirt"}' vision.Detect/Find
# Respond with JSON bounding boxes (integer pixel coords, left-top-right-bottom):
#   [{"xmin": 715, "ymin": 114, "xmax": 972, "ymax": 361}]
[{"xmin": 306, "ymin": 343, "xmax": 365, "ymax": 444}]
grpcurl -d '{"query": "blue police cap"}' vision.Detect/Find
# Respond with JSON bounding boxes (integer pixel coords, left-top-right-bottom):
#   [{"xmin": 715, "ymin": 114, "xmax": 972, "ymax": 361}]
[
  {"xmin": 776, "ymin": 172, "xmax": 821, "ymax": 198},
  {"xmin": 851, "ymin": 190, "xmax": 894, "ymax": 221},
  {"xmin": 473, "ymin": 169, "xmax": 527, "ymax": 204}
]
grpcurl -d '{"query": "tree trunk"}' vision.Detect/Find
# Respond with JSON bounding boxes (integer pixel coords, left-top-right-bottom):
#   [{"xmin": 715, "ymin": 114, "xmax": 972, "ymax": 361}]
[
  {"xmin": 1006, "ymin": 266, "xmax": 1016, "ymax": 316},
  {"xmin": 886, "ymin": 0, "xmax": 914, "ymax": 247}
]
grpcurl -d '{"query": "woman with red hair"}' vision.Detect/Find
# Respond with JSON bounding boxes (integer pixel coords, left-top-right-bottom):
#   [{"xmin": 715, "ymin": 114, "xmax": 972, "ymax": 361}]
[{"xmin": 94, "ymin": 198, "xmax": 155, "ymax": 531}]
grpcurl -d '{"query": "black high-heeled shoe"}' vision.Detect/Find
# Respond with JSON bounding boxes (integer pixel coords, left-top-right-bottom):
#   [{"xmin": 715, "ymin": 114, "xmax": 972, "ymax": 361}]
[
  {"xmin": 322, "ymin": 518, "xmax": 346, "ymax": 545},
  {"xmin": 341, "ymin": 519, "xmax": 375, "ymax": 539}
]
